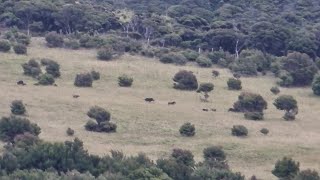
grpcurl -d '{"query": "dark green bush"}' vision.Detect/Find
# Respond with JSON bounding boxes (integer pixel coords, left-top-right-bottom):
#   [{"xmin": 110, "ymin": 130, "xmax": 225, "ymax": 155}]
[
  {"xmin": 85, "ymin": 120, "xmax": 98, "ymax": 131},
  {"xmin": 179, "ymin": 122, "xmax": 195, "ymax": 137},
  {"xmin": 270, "ymin": 87, "xmax": 280, "ymax": 95},
  {"xmin": 66, "ymin": 128, "xmax": 74, "ymax": 136},
  {"xmin": 91, "ymin": 70, "xmax": 100, "ymax": 80},
  {"xmin": 233, "ymin": 92, "xmax": 268, "ymax": 113},
  {"xmin": 196, "ymin": 56, "xmax": 212, "ymax": 67},
  {"xmin": 22, "ymin": 59, "xmax": 42, "ymax": 77},
  {"xmin": 227, "ymin": 78, "xmax": 242, "ymax": 90},
  {"xmin": 182, "ymin": 50, "xmax": 199, "ymax": 61},
  {"xmin": 44, "ymin": 60, "xmax": 60, "ymax": 78},
  {"xmin": 64, "ymin": 39, "xmax": 80, "ymax": 50},
  {"xmin": 274, "ymin": 95, "xmax": 298, "ymax": 112},
  {"xmin": 203, "ymin": 146, "xmax": 226, "ymax": 162},
  {"xmin": 97, "ymin": 46, "xmax": 113, "ymax": 61},
  {"xmin": 0, "ymin": 116, "xmax": 41, "ymax": 142},
  {"xmin": 294, "ymin": 169, "xmax": 320, "ymax": 180},
  {"xmin": 87, "ymin": 106, "xmax": 111, "ymax": 124},
  {"xmin": 244, "ymin": 112, "xmax": 263, "ymax": 121},
  {"xmin": 208, "ymin": 50, "xmax": 225, "ymax": 64},
  {"xmin": 260, "ymin": 128, "xmax": 269, "ymax": 135},
  {"xmin": 45, "ymin": 32, "xmax": 64, "ymax": 48},
  {"xmin": 13, "ymin": 44, "xmax": 27, "ymax": 54},
  {"xmin": 272, "ymin": 157, "xmax": 300, "ymax": 179},
  {"xmin": 231, "ymin": 125, "xmax": 248, "ymax": 137},
  {"xmin": 173, "ymin": 70, "xmax": 198, "ymax": 90},
  {"xmin": 38, "ymin": 74, "xmax": 55, "ymax": 85},
  {"xmin": 98, "ymin": 121, "xmax": 117, "ymax": 133},
  {"xmin": 118, "ymin": 74, "xmax": 133, "ymax": 87},
  {"xmin": 197, "ymin": 83, "xmax": 214, "ymax": 93},
  {"xmin": 15, "ymin": 33, "xmax": 31, "ymax": 45},
  {"xmin": 0, "ymin": 40, "xmax": 11, "ymax": 52},
  {"xmin": 10, "ymin": 100, "xmax": 26, "ymax": 115},
  {"xmin": 74, "ymin": 73, "xmax": 93, "ymax": 87},
  {"xmin": 278, "ymin": 70, "xmax": 294, "ymax": 87},
  {"xmin": 160, "ymin": 53, "xmax": 187, "ymax": 65},
  {"xmin": 172, "ymin": 148, "xmax": 195, "ymax": 166},
  {"xmin": 312, "ymin": 74, "xmax": 320, "ymax": 96}
]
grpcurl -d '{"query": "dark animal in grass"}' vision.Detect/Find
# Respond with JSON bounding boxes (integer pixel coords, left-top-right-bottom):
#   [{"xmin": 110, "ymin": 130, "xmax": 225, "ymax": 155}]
[
  {"xmin": 17, "ymin": 80, "xmax": 26, "ymax": 86},
  {"xmin": 202, "ymin": 108, "xmax": 209, "ymax": 112},
  {"xmin": 53, "ymin": 83, "xmax": 58, "ymax": 87},
  {"xmin": 145, "ymin": 98, "xmax": 155, "ymax": 102},
  {"xmin": 73, "ymin": 95, "xmax": 80, "ymax": 98},
  {"xmin": 168, "ymin": 101, "xmax": 176, "ymax": 105},
  {"xmin": 233, "ymin": 73, "xmax": 241, "ymax": 79}
]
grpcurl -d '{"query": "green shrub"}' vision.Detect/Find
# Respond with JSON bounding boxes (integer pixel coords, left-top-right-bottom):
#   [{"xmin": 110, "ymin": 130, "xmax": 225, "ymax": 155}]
[
  {"xmin": 227, "ymin": 78, "xmax": 242, "ymax": 90},
  {"xmin": 260, "ymin": 128, "xmax": 269, "ymax": 135},
  {"xmin": 231, "ymin": 58, "xmax": 258, "ymax": 76},
  {"xmin": 208, "ymin": 50, "xmax": 225, "ymax": 64},
  {"xmin": 44, "ymin": 60, "xmax": 60, "ymax": 78},
  {"xmin": 233, "ymin": 92, "xmax": 268, "ymax": 113},
  {"xmin": 197, "ymin": 83, "xmax": 214, "ymax": 93},
  {"xmin": 140, "ymin": 47, "xmax": 155, "ymax": 57},
  {"xmin": 64, "ymin": 39, "xmax": 80, "ymax": 50},
  {"xmin": 15, "ymin": 33, "xmax": 31, "ymax": 45},
  {"xmin": 196, "ymin": 56, "xmax": 212, "ymax": 67},
  {"xmin": 231, "ymin": 125, "xmax": 248, "ymax": 137},
  {"xmin": 10, "ymin": 100, "xmax": 26, "ymax": 115},
  {"xmin": 98, "ymin": 121, "xmax": 117, "ymax": 133},
  {"xmin": 173, "ymin": 70, "xmax": 198, "ymax": 90},
  {"xmin": 280, "ymin": 52, "xmax": 318, "ymax": 86},
  {"xmin": 203, "ymin": 146, "xmax": 226, "ymax": 162},
  {"xmin": 45, "ymin": 32, "xmax": 64, "ymax": 48},
  {"xmin": 182, "ymin": 50, "xmax": 199, "ymax": 61},
  {"xmin": 118, "ymin": 74, "xmax": 133, "ymax": 87},
  {"xmin": 294, "ymin": 169, "xmax": 320, "ymax": 180},
  {"xmin": 91, "ymin": 70, "xmax": 100, "ymax": 80},
  {"xmin": 85, "ymin": 120, "xmax": 98, "ymax": 131},
  {"xmin": 0, "ymin": 116, "xmax": 41, "ymax": 142},
  {"xmin": 87, "ymin": 106, "xmax": 110, "ymax": 124},
  {"xmin": 278, "ymin": 70, "xmax": 294, "ymax": 87},
  {"xmin": 66, "ymin": 128, "xmax": 74, "ymax": 136},
  {"xmin": 274, "ymin": 95, "xmax": 298, "ymax": 112},
  {"xmin": 312, "ymin": 74, "xmax": 320, "ymax": 96},
  {"xmin": 179, "ymin": 123, "xmax": 195, "ymax": 137},
  {"xmin": 270, "ymin": 86, "xmax": 280, "ymax": 95},
  {"xmin": 172, "ymin": 148, "xmax": 195, "ymax": 166},
  {"xmin": 74, "ymin": 73, "xmax": 93, "ymax": 87},
  {"xmin": 0, "ymin": 40, "xmax": 11, "ymax": 52},
  {"xmin": 244, "ymin": 112, "xmax": 263, "ymax": 121},
  {"xmin": 160, "ymin": 53, "xmax": 187, "ymax": 65},
  {"xmin": 22, "ymin": 59, "xmax": 42, "ymax": 77},
  {"xmin": 97, "ymin": 46, "xmax": 113, "ymax": 61},
  {"xmin": 13, "ymin": 44, "xmax": 27, "ymax": 54},
  {"xmin": 38, "ymin": 74, "xmax": 55, "ymax": 85},
  {"xmin": 272, "ymin": 157, "xmax": 300, "ymax": 179}
]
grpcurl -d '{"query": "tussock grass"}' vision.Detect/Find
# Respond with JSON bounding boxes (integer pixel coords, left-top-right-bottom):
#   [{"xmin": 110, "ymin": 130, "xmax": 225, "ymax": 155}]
[{"xmin": 0, "ymin": 38, "xmax": 319, "ymax": 179}]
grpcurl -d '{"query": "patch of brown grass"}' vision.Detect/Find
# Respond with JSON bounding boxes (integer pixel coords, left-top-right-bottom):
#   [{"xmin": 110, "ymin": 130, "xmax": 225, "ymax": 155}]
[{"xmin": 0, "ymin": 38, "xmax": 319, "ymax": 179}]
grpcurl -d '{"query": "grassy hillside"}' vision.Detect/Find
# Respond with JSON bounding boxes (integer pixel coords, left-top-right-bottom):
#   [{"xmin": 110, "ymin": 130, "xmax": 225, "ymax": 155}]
[{"xmin": 0, "ymin": 38, "xmax": 319, "ymax": 179}]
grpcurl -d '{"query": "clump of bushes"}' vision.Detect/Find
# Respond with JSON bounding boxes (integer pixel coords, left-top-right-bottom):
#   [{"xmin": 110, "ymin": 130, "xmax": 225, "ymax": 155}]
[
  {"xmin": 10, "ymin": 100, "xmax": 26, "ymax": 115},
  {"xmin": 270, "ymin": 86, "xmax": 280, "ymax": 95},
  {"xmin": 272, "ymin": 157, "xmax": 300, "ymax": 179},
  {"xmin": 208, "ymin": 50, "xmax": 225, "ymax": 64},
  {"xmin": 45, "ymin": 32, "xmax": 64, "ymax": 48},
  {"xmin": 260, "ymin": 128, "xmax": 269, "ymax": 135},
  {"xmin": 66, "ymin": 128, "xmax": 75, "ymax": 136},
  {"xmin": 295, "ymin": 169, "xmax": 320, "ymax": 180},
  {"xmin": 0, "ymin": 115, "xmax": 41, "ymax": 142},
  {"xmin": 231, "ymin": 125, "xmax": 248, "ymax": 137},
  {"xmin": 38, "ymin": 74, "xmax": 55, "ymax": 85},
  {"xmin": 91, "ymin": 70, "xmax": 100, "ymax": 80},
  {"xmin": 203, "ymin": 145, "xmax": 228, "ymax": 169},
  {"xmin": 244, "ymin": 112, "xmax": 263, "ymax": 121},
  {"xmin": 64, "ymin": 39, "xmax": 80, "ymax": 50},
  {"xmin": 160, "ymin": 53, "xmax": 187, "ymax": 65},
  {"xmin": 273, "ymin": 95, "xmax": 298, "ymax": 120},
  {"xmin": 197, "ymin": 83, "xmax": 214, "ymax": 93},
  {"xmin": 118, "ymin": 74, "xmax": 133, "ymax": 87},
  {"xmin": 97, "ymin": 46, "xmax": 114, "ymax": 61},
  {"xmin": 182, "ymin": 50, "xmax": 199, "ymax": 61},
  {"xmin": 0, "ymin": 40, "xmax": 11, "ymax": 52},
  {"xmin": 22, "ymin": 59, "xmax": 42, "ymax": 77},
  {"xmin": 227, "ymin": 78, "xmax": 242, "ymax": 90},
  {"xmin": 74, "ymin": 73, "xmax": 93, "ymax": 87},
  {"xmin": 196, "ymin": 56, "xmax": 212, "ymax": 67},
  {"xmin": 85, "ymin": 106, "xmax": 117, "ymax": 133},
  {"xmin": 173, "ymin": 70, "xmax": 198, "ymax": 90},
  {"xmin": 43, "ymin": 59, "xmax": 60, "ymax": 78},
  {"xmin": 13, "ymin": 44, "xmax": 27, "ymax": 54},
  {"xmin": 179, "ymin": 123, "xmax": 195, "ymax": 137},
  {"xmin": 312, "ymin": 74, "xmax": 320, "ymax": 96},
  {"xmin": 233, "ymin": 92, "xmax": 268, "ymax": 113}
]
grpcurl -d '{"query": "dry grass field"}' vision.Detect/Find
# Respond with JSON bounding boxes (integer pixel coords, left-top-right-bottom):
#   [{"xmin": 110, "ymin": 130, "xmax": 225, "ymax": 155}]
[{"xmin": 0, "ymin": 38, "xmax": 319, "ymax": 179}]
